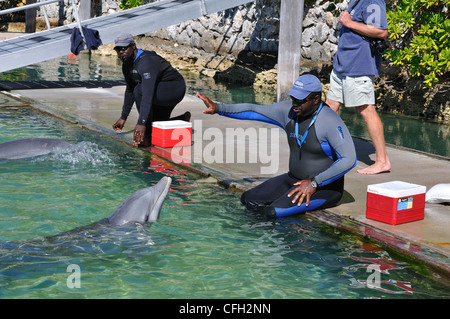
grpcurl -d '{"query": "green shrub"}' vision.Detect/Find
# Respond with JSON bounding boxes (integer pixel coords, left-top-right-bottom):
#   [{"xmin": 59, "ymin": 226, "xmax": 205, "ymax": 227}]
[
  {"xmin": 119, "ymin": 0, "xmax": 143, "ymax": 10},
  {"xmin": 384, "ymin": 0, "xmax": 449, "ymax": 88}
]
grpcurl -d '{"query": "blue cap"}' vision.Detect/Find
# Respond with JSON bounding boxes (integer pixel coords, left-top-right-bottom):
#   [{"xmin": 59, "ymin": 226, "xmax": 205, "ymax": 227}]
[{"xmin": 288, "ymin": 74, "xmax": 322, "ymax": 100}]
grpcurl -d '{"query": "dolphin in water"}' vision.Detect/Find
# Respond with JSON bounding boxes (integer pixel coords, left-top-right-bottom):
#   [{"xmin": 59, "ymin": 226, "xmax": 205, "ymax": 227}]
[
  {"xmin": 0, "ymin": 138, "xmax": 172, "ymax": 226},
  {"xmin": 0, "ymin": 138, "xmax": 72, "ymax": 160},
  {"xmin": 0, "ymin": 176, "xmax": 173, "ymax": 268},
  {"xmin": 108, "ymin": 176, "xmax": 172, "ymax": 226},
  {"xmin": 1, "ymin": 176, "xmax": 172, "ymax": 244}
]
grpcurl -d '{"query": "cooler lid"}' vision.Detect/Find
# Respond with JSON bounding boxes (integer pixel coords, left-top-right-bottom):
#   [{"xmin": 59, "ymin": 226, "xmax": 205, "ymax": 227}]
[
  {"xmin": 152, "ymin": 120, "xmax": 192, "ymax": 129},
  {"xmin": 367, "ymin": 181, "xmax": 426, "ymax": 198}
]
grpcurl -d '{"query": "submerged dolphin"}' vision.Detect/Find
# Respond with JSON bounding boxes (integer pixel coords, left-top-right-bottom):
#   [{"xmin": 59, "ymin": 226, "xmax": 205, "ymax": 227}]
[
  {"xmin": 108, "ymin": 176, "xmax": 172, "ymax": 226},
  {"xmin": 0, "ymin": 138, "xmax": 72, "ymax": 160},
  {"xmin": 0, "ymin": 176, "xmax": 172, "ymax": 257}
]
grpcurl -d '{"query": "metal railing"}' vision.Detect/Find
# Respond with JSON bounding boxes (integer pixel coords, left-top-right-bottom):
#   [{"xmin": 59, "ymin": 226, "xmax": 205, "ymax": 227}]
[{"xmin": 0, "ymin": 0, "xmax": 83, "ymax": 36}]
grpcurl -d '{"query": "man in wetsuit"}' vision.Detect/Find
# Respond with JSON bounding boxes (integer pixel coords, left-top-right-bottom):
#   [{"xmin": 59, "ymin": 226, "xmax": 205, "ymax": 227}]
[
  {"xmin": 112, "ymin": 33, "xmax": 190, "ymax": 147},
  {"xmin": 196, "ymin": 74, "xmax": 357, "ymax": 218}
]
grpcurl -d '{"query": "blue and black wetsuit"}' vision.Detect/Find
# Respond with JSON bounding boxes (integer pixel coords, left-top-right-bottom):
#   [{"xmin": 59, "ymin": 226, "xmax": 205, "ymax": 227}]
[
  {"xmin": 120, "ymin": 49, "xmax": 186, "ymax": 140},
  {"xmin": 216, "ymin": 100, "xmax": 357, "ymax": 217}
]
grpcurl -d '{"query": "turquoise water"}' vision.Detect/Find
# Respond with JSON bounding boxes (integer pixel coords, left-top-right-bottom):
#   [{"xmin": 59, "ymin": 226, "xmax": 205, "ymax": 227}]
[{"xmin": 0, "ymin": 105, "xmax": 449, "ymax": 299}]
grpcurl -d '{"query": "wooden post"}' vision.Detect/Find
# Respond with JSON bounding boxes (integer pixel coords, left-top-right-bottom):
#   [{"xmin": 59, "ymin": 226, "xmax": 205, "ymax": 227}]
[
  {"xmin": 79, "ymin": 0, "xmax": 91, "ymax": 20},
  {"xmin": 25, "ymin": 0, "xmax": 37, "ymax": 33},
  {"xmin": 277, "ymin": 0, "xmax": 304, "ymax": 102}
]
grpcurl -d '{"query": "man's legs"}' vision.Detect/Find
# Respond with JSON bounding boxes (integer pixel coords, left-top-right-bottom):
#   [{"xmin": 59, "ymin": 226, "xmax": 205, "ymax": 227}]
[
  {"xmin": 136, "ymin": 79, "xmax": 190, "ymax": 147},
  {"xmin": 326, "ymin": 70, "xmax": 344, "ymax": 113},
  {"xmin": 263, "ymin": 177, "xmax": 344, "ymax": 218},
  {"xmin": 327, "ymin": 71, "xmax": 390, "ymax": 174},
  {"xmin": 153, "ymin": 78, "xmax": 188, "ymax": 122},
  {"xmin": 357, "ymin": 104, "xmax": 391, "ymax": 174},
  {"xmin": 325, "ymin": 98, "xmax": 342, "ymax": 113},
  {"xmin": 241, "ymin": 174, "xmax": 344, "ymax": 218},
  {"xmin": 241, "ymin": 173, "xmax": 293, "ymax": 212}
]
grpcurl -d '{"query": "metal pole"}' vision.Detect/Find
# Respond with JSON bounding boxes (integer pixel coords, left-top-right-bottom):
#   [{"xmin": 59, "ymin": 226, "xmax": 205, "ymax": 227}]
[
  {"xmin": 25, "ymin": 0, "xmax": 37, "ymax": 33},
  {"xmin": 79, "ymin": 0, "xmax": 91, "ymax": 20},
  {"xmin": 70, "ymin": 0, "xmax": 86, "ymax": 47},
  {"xmin": 200, "ymin": 0, "xmax": 207, "ymax": 15},
  {"xmin": 277, "ymin": 0, "xmax": 304, "ymax": 102},
  {"xmin": 40, "ymin": 0, "xmax": 51, "ymax": 29}
]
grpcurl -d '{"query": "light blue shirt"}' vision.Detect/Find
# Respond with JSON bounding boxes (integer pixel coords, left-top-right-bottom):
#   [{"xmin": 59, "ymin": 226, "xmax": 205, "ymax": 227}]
[{"xmin": 333, "ymin": 0, "xmax": 388, "ymax": 77}]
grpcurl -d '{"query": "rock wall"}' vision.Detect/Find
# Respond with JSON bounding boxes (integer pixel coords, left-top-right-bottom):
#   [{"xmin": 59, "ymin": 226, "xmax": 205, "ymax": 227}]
[
  {"xmin": 39, "ymin": 0, "xmax": 346, "ymax": 63},
  {"xmin": 145, "ymin": 0, "xmax": 347, "ymax": 63},
  {"xmin": 36, "ymin": 0, "xmax": 120, "ymax": 25}
]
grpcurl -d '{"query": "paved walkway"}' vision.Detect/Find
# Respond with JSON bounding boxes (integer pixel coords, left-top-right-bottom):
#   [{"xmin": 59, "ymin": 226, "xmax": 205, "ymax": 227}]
[{"xmin": 1, "ymin": 85, "xmax": 449, "ymax": 281}]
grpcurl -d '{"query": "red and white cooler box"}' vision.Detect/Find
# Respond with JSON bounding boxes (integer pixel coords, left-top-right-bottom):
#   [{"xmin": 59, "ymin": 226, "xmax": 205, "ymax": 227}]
[
  {"xmin": 151, "ymin": 120, "xmax": 192, "ymax": 148},
  {"xmin": 366, "ymin": 181, "xmax": 426, "ymax": 225}
]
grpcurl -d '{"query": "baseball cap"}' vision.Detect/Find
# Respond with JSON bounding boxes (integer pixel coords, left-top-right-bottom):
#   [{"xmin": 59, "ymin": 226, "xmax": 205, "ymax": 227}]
[
  {"xmin": 288, "ymin": 74, "xmax": 322, "ymax": 100},
  {"xmin": 114, "ymin": 33, "xmax": 135, "ymax": 48}
]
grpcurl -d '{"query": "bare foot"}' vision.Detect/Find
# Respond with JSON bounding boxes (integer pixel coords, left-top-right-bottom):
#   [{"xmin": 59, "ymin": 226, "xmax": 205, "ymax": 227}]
[{"xmin": 357, "ymin": 161, "xmax": 391, "ymax": 175}]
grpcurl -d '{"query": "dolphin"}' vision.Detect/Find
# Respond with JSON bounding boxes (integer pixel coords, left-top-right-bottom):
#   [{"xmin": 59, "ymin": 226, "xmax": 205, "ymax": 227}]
[
  {"xmin": 0, "ymin": 138, "xmax": 72, "ymax": 160},
  {"xmin": 108, "ymin": 176, "xmax": 172, "ymax": 226},
  {"xmin": 2, "ymin": 176, "xmax": 172, "ymax": 240},
  {"xmin": 0, "ymin": 176, "xmax": 173, "ymax": 261}
]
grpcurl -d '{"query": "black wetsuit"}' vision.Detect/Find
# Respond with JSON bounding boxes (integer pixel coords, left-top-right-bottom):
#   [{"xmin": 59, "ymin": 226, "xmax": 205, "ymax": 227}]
[
  {"xmin": 120, "ymin": 49, "xmax": 186, "ymax": 141},
  {"xmin": 216, "ymin": 100, "xmax": 357, "ymax": 217}
]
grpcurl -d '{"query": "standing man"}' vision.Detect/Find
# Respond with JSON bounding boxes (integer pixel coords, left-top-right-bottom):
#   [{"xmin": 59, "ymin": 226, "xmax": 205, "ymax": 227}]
[
  {"xmin": 326, "ymin": 0, "xmax": 391, "ymax": 174},
  {"xmin": 197, "ymin": 74, "xmax": 357, "ymax": 218},
  {"xmin": 112, "ymin": 33, "xmax": 190, "ymax": 147}
]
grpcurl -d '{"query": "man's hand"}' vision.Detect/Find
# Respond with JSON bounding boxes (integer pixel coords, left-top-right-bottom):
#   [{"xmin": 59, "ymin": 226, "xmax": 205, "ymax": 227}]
[
  {"xmin": 339, "ymin": 9, "xmax": 388, "ymax": 39},
  {"xmin": 196, "ymin": 92, "xmax": 218, "ymax": 115},
  {"xmin": 133, "ymin": 124, "xmax": 146, "ymax": 147},
  {"xmin": 339, "ymin": 11, "xmax": 353, "ymax": 28},
  {"xmin": 287, "ymin": 180, "xmax": 317, "ymax": 207},
  {"xmin": 113, "ymin": 118, "xmax": 126, "ymax": 132}
]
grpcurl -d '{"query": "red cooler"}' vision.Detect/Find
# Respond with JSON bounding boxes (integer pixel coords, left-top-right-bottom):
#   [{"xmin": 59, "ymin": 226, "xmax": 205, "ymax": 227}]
[
  {"xmin": 366, "ymin": 181, "xmax": 426, "ymax": 225},
  {"xmin": 151, "ymin": 120, "xmax": 192, "ymax": 148}
]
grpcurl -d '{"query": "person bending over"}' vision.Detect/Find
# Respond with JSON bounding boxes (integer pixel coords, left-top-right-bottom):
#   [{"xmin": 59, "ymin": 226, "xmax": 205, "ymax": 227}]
[{"xmin": 112, "ymin": 33, "xmax": 190, "ymax": 147}]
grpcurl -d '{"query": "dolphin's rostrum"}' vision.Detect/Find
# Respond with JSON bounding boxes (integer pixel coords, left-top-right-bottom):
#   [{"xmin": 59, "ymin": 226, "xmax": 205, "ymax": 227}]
[{"xmin": 108, "ymin": 176, "xmax": 172, "ymax": 226}]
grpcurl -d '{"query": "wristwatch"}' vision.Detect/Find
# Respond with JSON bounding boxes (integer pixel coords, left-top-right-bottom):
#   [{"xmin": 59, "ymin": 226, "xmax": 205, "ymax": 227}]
[{"xmin": 311, "ymin": 178, "xmax": 318, "ymax": 188}]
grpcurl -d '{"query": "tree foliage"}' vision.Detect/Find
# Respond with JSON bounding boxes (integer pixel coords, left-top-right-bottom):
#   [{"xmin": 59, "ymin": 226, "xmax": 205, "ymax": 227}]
[
  {"xmin": 119, "ymin": 0, "xmax": 143, "ymax": 10},
  {"xmin": 0, "ymin": 0, "xmax": 25, "ymax": 9},
  {"xmin": 384, "ymin": 0, "xmax": 449, "ymax": 88}
]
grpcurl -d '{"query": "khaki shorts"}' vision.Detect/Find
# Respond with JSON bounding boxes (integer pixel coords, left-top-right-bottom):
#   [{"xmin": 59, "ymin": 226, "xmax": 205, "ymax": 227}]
[{"xmin": 327, "ymin": 70, "xmax": 375, "ymax": 107}]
